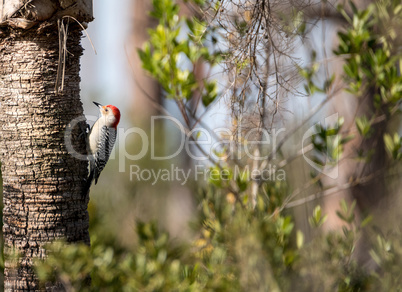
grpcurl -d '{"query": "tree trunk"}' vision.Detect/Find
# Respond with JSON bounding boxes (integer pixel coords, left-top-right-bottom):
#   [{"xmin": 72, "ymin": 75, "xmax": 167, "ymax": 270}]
[
  {"xmin": 298, "ymin": 0, "xmax": 390, "ymax": 264},
  {"xmin": 0, "ymin": 6, "xmax": 92, "ymax": 290}
]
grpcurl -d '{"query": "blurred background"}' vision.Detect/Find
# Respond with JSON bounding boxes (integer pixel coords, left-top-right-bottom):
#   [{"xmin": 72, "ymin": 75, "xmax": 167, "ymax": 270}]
[{"xmin": 79, "ymin": 0, "xmax": 402, "ymax": 247}]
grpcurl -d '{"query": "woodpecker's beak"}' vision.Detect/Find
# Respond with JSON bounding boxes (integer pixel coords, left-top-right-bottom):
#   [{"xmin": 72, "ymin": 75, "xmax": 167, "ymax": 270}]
[{"xmin": 93, "ymin": 101, "xmax": 103, "ymax": 108}]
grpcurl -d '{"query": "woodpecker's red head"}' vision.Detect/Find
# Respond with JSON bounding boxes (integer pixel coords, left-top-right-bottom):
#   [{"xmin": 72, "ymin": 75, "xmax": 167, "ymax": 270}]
[{"xmin": 93, "ymin": 102, "xmax": 121, "ymax": 128}]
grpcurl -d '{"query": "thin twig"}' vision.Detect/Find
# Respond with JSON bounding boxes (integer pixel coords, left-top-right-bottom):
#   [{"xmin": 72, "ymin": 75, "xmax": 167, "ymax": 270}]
[{"xmin": 62, "ymin": 15, "xmax": 97, "ymax": 55}]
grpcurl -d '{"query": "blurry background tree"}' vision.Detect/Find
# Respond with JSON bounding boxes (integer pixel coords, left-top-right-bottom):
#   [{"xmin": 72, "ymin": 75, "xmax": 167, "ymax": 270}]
[
  {"xmin": 127, "ymin": 0, "xmax": 200, "ymax": 240},
  {"xmin": 2, "ymin": 0, "xmax": 402, "ymax": 291},
  {"xmin": 0, "ymin": 0, "xmax": 93, "ymax": 290}
]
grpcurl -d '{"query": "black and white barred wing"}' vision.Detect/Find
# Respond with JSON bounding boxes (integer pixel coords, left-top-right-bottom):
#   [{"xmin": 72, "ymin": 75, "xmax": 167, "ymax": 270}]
[{"xmin": 93, "ymin": 126, "xmax": 117, "ymax": 184}]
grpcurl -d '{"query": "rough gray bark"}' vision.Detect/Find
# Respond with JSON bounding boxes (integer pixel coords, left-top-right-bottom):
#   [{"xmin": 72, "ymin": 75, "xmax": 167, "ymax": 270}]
[
  {"xmin": 0, "ymin": 0, "xmax": 93, "ymax": 289},
  {"xmin": 0, "ymin": 27, "xmax": 90, "ymax": 291},
  {"xmin": 0, "ymin": 0, "xmax": 92, "ymax": 30}
]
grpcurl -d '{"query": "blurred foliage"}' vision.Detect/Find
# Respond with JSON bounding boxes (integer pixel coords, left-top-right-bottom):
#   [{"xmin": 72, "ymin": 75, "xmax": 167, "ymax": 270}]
[
  {"xmin": 138, "ymin": 0, "xmax": 220, "ymax": 104},
  {"xmin": 334, "ymin": 0, "xmax": 402, "ymax": 165},
  {"xmin": 33, "ymin": 0, "xmax": 402, "ymax": 291},
  {"xmin": 35, "ymin": 188, "xmax": 401, "ymax": 291}
]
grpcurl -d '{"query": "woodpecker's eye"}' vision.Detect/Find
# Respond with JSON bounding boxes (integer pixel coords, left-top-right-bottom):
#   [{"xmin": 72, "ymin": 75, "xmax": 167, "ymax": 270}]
[{"xmin": 105, "ymin": 108, "xmax": 109, "ymax": 112}]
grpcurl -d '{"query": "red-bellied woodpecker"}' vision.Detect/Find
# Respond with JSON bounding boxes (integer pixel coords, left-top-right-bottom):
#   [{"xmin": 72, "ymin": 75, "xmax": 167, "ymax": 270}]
[{"xmin": 84, "ymin": 101, "xmax": 121, "ymax": 195}]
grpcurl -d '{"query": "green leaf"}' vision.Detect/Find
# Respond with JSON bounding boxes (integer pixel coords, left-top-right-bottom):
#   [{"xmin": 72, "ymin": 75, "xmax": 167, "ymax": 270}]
[
  {"xmin": 340, "ymin": 199, "xmax": 348, "ymax": 214},
  {"xmin": 360, "ymin": 215, "xmax": 373, "ymax": 228},
  {"xmin": 324, "ymin": 74, "xmax": 335, "ymax": 91},
  {"xmin": 309, "ymin": 206, "xmax": 327, "ymax": 228},
  {"xmin": 384, "ymin": 133, "xmax": 394, "ymax": 156},
  {"xmin": 296, "ymin": 230, "xmax": 304, "ymax": 249},
  {"xmin": 202, "ymin": 81, "xmax": 218, "ymax": 107},
  {"xmin": 355, "ymin": 116, "xmax": 372, "ymax": 137},
  {"xmin": 384, "ymin": 133, "xmax": 401, "ymax": 160}
]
